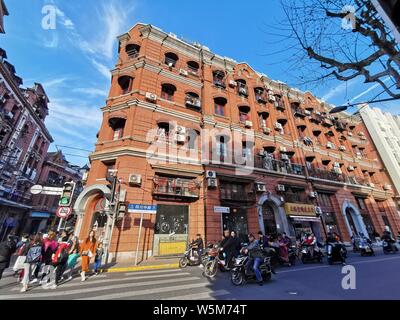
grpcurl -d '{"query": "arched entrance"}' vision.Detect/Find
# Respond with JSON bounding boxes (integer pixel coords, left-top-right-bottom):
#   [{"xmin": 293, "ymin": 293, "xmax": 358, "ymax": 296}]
[
  {"xmin": 257, "ymin": 194, "xmax": 291, "ymax": 236},
  {"xmin": 342, "ymin": 200, "xmax": 369, "ymax": 238}
]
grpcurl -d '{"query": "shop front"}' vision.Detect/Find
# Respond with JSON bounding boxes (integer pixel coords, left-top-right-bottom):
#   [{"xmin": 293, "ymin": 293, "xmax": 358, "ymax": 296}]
[
  {"xmin": 221, "ymin": 206, "xmax": 249, "ymax": 243},
  {"xmin": 284, "ymin": 203, "xmax": 322, "ymax": 240},
  {"xmin": 153, "ymin": 204, "xmax": 189, "ymax": 257}
]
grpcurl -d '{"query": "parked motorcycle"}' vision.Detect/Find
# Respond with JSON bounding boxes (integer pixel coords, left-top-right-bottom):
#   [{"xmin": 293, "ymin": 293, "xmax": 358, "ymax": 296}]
[
  {"xmin": 300, "ymin": 244, "xmax": 323, "ymax": 264},
  {"xmin": 383, "ymin": 240, "xmax": 398, "ymax": 254},
  {"xmin": 231, "ymin": 255, "xmax": 272, "ymax": 286},
  {"xmin": 326, "ymin": 242, "xmax": 346, "ymax": 265},
  {"xmin": 179, "ymin": 244, "xmax": 208, "ymax": 268}
]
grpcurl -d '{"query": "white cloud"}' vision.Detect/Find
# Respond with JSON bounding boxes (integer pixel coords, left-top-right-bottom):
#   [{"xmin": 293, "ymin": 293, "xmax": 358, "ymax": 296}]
[
  {"xmin": 322, "ymin": 78, "xmax": 358, "ymax": 102},
  {"xmin": 348, "ymin": 77, "xmax": 392, "ymax": 102},
  {"xmin": 73, "ymin": 87, "xmax": 108, "ymax": 97},
  {"xmin": 91, "ymin": 59, "xmax": 111, "ymax": 79},
  {"xmin": 41, "ymin": 77, "xmax": 70, "ymax": 88}
]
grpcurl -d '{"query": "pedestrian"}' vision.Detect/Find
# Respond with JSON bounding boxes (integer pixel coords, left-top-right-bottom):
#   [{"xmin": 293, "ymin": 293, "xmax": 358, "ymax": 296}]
[
  {"xmin": 12, "ymin": 233, "xmax": 29, "ymax": 279},
  {"xmin": 80, "ymin": 230, "xmax": 97, "ymax": 282},
  {"xmin": 40, "ymin": 231, "xmax": 58, "ymax": 286},
  {"xmin": 20, "ymin": 234, "xmax": 42, "ymax": 292},
  {"xmin": 65, "ymin": 248, "xmax": 80, "ymax": 280},
  {"xmin": 49, "ymin": 234, "xmax": 71, "ymax": 289},
  {"xmin": 93, "ymin": 242, "xmax": 104, "ymax": 275},
  {"xmin": 231, "ymin": 231, "xmax": 241, "ymax": 257},
  {"xmin": 277, "ymin": 233, "xmax": 290, "ymax": 266},
  {"xmin": 0, "ymin": 234, "xmax": 17, "ymax": 280}
]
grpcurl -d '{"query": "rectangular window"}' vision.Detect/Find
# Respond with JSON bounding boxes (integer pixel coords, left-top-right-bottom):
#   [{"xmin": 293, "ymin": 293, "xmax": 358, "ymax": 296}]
[{"xmin": 356, "ymin": 197, "xmax": 367, "ymax": 210}]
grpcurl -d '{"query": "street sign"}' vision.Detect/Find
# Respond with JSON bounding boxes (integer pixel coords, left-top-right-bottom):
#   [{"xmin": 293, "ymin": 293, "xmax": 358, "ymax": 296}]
[
  {"xmin": 56, "ymin": 206, "xmax": 72, "ymax": 219},
  {"xmin": 30, "ymin": 185, "xmax": 43, "ymax": 195}
]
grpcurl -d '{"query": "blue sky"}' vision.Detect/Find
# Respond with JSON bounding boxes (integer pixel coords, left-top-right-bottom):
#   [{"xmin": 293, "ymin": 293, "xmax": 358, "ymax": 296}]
[{"xmin": 1, "ymin": 0, "xmax": 399, "ymax": 166}]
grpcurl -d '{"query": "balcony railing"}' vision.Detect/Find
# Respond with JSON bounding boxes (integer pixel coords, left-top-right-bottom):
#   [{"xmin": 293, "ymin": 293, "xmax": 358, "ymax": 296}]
[
  {"xmin": 220, "ymin": 190, "xmax": 256, "ymax": 202},
  {"xmin": 185, "ymin": 96, "xmax": 201, "ymax": 109},
  {"xmin": 153, "ymin": 177, "xmax": 200, "ymax": 198},
  {"xmin": 308, "ymin": 168, "xmax": 345, "ymax": 182},
  {"xmin": 293, "ymin": 108, "xmax": 307, "ymax": 118},
  {"xmin": 254, "ymin": 156, "xmax": 305, "ymax": 176},
  {"xmin": 213, "ymin": 77, "xmax": 226, "ymax": 89},
  {"xmin": 255, "ymin": 92, "xmax": 268, "ymax": 104},
  {"xmin": 237, "ymin": 83, "xmax": 249, "ymax": 97},
  {"xmin": 284, "ymin": 192, "xmax": 314, "ymax": 204}
]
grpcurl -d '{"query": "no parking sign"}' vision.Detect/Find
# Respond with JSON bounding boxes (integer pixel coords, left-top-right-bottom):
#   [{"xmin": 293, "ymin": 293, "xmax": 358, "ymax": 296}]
[{"xmin": 56, "ymin": 206, "xmax": 72, "ymax": 219}]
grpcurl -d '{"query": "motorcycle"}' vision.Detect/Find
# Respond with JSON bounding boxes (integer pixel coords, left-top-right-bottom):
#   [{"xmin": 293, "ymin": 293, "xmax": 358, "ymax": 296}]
[
  {"xmin": 358, "ymin": 238, "xmax": 375, "ymax": 256},
  {"xmin": 326, "ymin": 242, "xmax": 346, "ymax": 265},
  {"xmin": 203, "ymin": 245, "xmax": 232, "ymax": 278},
  {"xmin": 266, "ymin": 245, "xmax": 296, "ymax": 267},
  {"xmin": 383, "ymin": 240, "xmax": 398, "ymax": 254},
  {"xmin": 231, "ymin": 255, "xmax": 272, "ymax": 286},
  {"xmin": 300, "ymin": 244, "xmax": 323, "ymax": 264},
  {"xmin": 179, "ymin": 244, "xmax": 208, "ymax": 268}
]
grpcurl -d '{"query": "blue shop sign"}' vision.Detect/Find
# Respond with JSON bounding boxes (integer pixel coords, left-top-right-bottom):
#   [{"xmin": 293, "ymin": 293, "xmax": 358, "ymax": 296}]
[
  {"xmin": 31, "ymin": 212, "xmax": 51, "ymax": 219},
  {"xmin": 128, "ymin": 204, "xmax": 157, "ymax": 214}
]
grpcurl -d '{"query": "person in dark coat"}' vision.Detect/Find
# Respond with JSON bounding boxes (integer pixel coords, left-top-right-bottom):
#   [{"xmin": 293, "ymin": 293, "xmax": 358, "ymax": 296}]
[
  {"xmin": 0, "ymin": 234, "xmax": 17, "ymax": 280},
  {"xmin": 230, "ymin": 231, "xmax": 241, "ymax": 256},
  {"xmin": 220, "ymin": 230, "xmax": 236, "ymax": 267}
]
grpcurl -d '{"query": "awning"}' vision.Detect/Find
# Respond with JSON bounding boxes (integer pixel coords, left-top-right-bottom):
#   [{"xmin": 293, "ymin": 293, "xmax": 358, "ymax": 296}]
[
  {"xmin": 289, "ymin": 216, "xmax": 321, "ymax": 223},
  {"xmin": 30, "ymin": 212, "xmax": 51, "ymax": 219}
]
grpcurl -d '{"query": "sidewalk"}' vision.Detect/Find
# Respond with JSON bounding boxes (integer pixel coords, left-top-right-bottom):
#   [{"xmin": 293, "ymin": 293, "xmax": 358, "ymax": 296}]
[{"xmin": 100, "ymin": 257, "xmax": 180, "ymax": 273}]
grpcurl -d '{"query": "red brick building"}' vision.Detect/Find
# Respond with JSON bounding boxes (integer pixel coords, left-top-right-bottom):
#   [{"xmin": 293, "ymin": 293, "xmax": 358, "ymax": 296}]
[
  {"xmin": 75, "ymin": 23, "xmax": 400, "ymax": 263},
  {"xmin": 28, "ymin": 151, "xmax": 83, "ymax": 234}
]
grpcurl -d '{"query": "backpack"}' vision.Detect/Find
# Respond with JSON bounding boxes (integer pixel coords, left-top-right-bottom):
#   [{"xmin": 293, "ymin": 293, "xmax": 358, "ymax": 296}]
[
  {"xmin": 26, "ymin": 245, "xmax": 42, "ymax": 263},
  {"xmin": 57, "ymin": 247, "xmax": 69, "ymax": 264}
]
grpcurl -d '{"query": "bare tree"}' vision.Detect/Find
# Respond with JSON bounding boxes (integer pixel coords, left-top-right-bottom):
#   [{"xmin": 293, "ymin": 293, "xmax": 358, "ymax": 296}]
[{"xmin": 276, "ymin": 0, "xmax": 400, "ymax": 98}]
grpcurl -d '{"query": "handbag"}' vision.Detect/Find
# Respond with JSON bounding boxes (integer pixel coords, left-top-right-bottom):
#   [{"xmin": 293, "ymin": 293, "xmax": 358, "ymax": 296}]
[{"xmin": 12, "ymin": 256, "xmax": 26, "ymax": 271}]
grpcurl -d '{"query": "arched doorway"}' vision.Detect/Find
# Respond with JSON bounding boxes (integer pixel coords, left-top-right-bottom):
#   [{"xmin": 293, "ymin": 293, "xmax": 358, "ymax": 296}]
[
  {"xmin": 262, "ymin": 203, "xmax": 277, "ymax": 236},
  {"xmin": 90, "ymin": 197, "xmax": 108, "ymax": 242},
  {"xmin": 342, "ymin": 201, "xmax": 369, "ymax": 238}
]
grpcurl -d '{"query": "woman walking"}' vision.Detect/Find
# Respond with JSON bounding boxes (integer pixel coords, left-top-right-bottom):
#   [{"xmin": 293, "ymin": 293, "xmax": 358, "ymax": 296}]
[
  {"xmin": 80, "ymin": 230, "xmax": 97, "ymax": 282},
  {"xmin": 20, "ymin": 235, "xmax": 43, "ymax": 292},
  {"xmin": 0, "ymin": 234, "xmax": 17, "ymax": 280},
  {"xmin": 40, "ymin": 231, "xmax": 58, "ymax": 286}
]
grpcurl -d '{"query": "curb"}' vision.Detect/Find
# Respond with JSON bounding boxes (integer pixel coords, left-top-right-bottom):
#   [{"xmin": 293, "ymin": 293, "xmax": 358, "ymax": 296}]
[{"xmin": 101, "ymin": 263, "xmax": 180, "ymax": 273}]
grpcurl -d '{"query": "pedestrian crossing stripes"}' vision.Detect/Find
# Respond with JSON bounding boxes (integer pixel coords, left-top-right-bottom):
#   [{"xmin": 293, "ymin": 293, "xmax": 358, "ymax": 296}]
[{"xmin": 162, "ymin": 290, "xmax": 231, "ymax": 300}]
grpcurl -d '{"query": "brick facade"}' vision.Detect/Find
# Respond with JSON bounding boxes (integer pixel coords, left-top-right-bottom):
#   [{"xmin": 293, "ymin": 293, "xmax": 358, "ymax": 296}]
[{"xmin": 78, "ymin": 23, "xmax": 400, "ymax": 263}]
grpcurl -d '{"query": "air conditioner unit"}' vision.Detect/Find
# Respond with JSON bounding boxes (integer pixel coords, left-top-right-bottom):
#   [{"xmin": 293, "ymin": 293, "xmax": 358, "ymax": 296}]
[
  {"xmin": 368, "ymin": 182, "xmax": 375, "ymax": 188},
  {"xmin": 275, "ymin": 123, "xmax": 283, "ymax": 130},
  {"xmin": 207, "ymin": 178, "xmax": 218, "ymax": 188},
  {"xmin": 268, "ymin": 92, "xmax": 276, "ymax": 101},
  {"xmin": 129, "ymin": 174, "xmax": 142, "ymax": 186},
  {"xmin": 245, "ymin": 121, "xmax": 253, "ymax": 128},
  {"xmin": 348, "ymin": 166, "xmax": 355, "ymax": 171},
  {"xmin": 333, "ymin": 162, "xmax": 340, "ymax": 168},
  {"xmin": 206, "ymin": 170, "xmax": 217, "ymax": 179},
  {"xmin": 347, "ymin": 132, "xmax": 353, "ymax": 137},
  {"xmin": 384, "ymin": 184, "xmax": 392, "ymax": 191},
  {"xmin": 238, "ymin": 87, "xmax": 247, "ymax": 95},
  {"xmin": 145, "ymin": 92, "xmax": 157, "ymax": 102},
  {"xmin": 256, "ymin": 183, "xmax": 267, "ymax": 192},
  {"xmin": 327, "ymin": 142, "xmax": 335, "ymax": 149},
  {"xmin": 281, "ymin": 154, "xmax": 289, "ymax": 161},
  {"xmin": 276, "ymin": 184, "xmax": 286, "ymax": 192},
  {"xmin": 358, "ymin": 132, "xmax": 365, "ymax": 136},
  {"xmin": 229, "ymin": 80, "xmax": 237, "ymax": 87},
  {"xmin": 280, "ymin": 146, "xmax": 287, "ymax": 153},
  {"xmin": 360, "ymin": 136, "xmax": 367, "ymax": 141},
  {"xmin": 82, "ymin": 171, "xmax": 89, "ymax": 182},
  {"xmin": 315, "ymin": 206, "xmax": 323, "ymax": 215},
  {"xmin": 309, "ymin": 192, "xmax": 317, "ymax": 198},
  {"xmin": 333, "ymin": 167, "xmax": 342, "ymax": 174},
  {"xmin": 176, "ymin": 126, "xmax": 186, "ymax": 135},
  {"xmin": 356, "ymin": 152, "xmax": 362, "ymax": 158},
  {"xmin": 179, "ymin": 69, "xmax": 188, "ymax": 76},
  {"xmin": 304, "ymin": 110, "xmax": 311, "ymax": 115},
  {"xmin": 263, "ymin": 128, "xmax": 271, "ymax": 135},
  {"xmin": 168, "ymin": 62, "xmax": 174, "ymax": 68},
  {"xmin": 339, "ymin": 146, "xmax": 346, "ymax": 151},
  {"xmin": 175, "ymin": 134, "xmax": 186, "ymax": 143}
]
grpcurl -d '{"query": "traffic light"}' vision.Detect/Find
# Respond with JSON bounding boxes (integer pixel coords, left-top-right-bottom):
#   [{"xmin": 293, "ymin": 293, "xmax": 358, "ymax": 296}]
[
  {"xmin": 106, "ymin": 172, "xmax": 118, "ymax": 206},
  {"xmin": 59, "ymin": 182, "xmax": 76, "ymax": 207},
  {"xmin": 117, "ymin": 202, "xmax": 127, "ymax": 220}
]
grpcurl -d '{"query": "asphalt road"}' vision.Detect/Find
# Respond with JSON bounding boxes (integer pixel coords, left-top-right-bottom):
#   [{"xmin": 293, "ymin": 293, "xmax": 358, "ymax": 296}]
[{"xmin": 0, "ymin": 249, "xmax": 399, "ymax": 300}]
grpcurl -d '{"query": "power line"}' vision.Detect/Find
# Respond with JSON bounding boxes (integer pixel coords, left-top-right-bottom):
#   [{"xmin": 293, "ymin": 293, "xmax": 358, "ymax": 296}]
[{"xmin": 55, "ymin": 145, "xmax": 93, "ymax": 153}]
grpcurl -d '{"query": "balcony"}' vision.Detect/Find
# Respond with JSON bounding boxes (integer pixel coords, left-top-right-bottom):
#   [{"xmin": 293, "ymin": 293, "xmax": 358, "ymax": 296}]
[
  {"xmin": 255, "ymin": 88, "xmax": 268, "ymax": 104},
  {"xmin": 274, "ymin": 98, "xmax": 285, "ymax": 111},
  {"xmin": 185, "ymin": 94, "xmax": 201, "ymax": 110},
  {"xmin": 237, "ymin": 82, "xmax": 249, "ymax": 97},
  {"xmin": 255, "ymin": 156, "xmax": 305, "ymax": 176},
  {"xmin": 308, "ymin": 168, "xmax": 345, "ymax": 182},
  {"xmin": 309, "ymin": 113, "xmax": 323, "ymax": 124},
  {"xmin": 293, "ymin": 108, "xmax": 307, "ymax": 118},
  {"xmin": 335, "ymin": 121, "xmax": 347, "ymax": 132},
  {"xmin": 284, "ymin": 192, "xmax": 314, "ymax": 204},
  {"xmin": 220, "ymin": 189, "xmax": 256, "ymax": 202},
  {"xmin": 153, "ymin": 177, "xmax": 200, "ymax": 199}
]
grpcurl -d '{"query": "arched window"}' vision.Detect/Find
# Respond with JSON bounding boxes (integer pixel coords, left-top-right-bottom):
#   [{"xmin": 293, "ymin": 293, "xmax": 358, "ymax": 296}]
[
  {"xmin": 118, "ymin": 76, "xmax": 133, "ymax": 95},
  {"xmin": 188, "ymin": 129, "xmax": 200, "ymax": 150},
  {"xmin": 236, "ymin": 79, "xmax": 248, "ymax": 97},
  {"xmin": 165, "ymin": 52, "xmax": 179, "ymax": 67},
  {"xmin": 254, "ymin": 87, "xmax": 267, "ymax": 103},
  {"xmin": 258, "ymin": 111, "xmax": 269, "ymax": 130},
  {"xmin": 125, "ymin": 44, "xmax": 140, "ymax": 59},
  {"xmin": 216, "ymin": 135, "xmax": 230, "ymax": 161},
  {"xmin": 109, "ymin": 117, "xmax": 126, "ymax": 141},
  {"xmin": 157, "ymin": 122, "xmax": 171, "ymax": 140},
  {"xmin": 238, "ymin": 106, "xmax": 251, "ymax": 123},
  {"xmin": 185, "ymin": 92, "xmax": 201, "ymax": 110},
  {"xmin": 213, "ymin": 70, "xmax": 226, "ymax": 88},
  {"xmin": 187, "ymin": 61, "xmax": 199, "ymax": 75},
  {"xmin": 214, "ymin": 97, "xmax": 227, "ymax": 116},
  {"xmin": 161, "ymin": 83, "xmax": 177, "ymax": 101}
]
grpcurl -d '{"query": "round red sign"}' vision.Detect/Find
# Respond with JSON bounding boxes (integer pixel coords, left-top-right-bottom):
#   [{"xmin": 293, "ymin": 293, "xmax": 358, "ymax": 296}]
[{"xmin": 56, "ymin": 206, "xmax": 72, "ymax": 219}]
